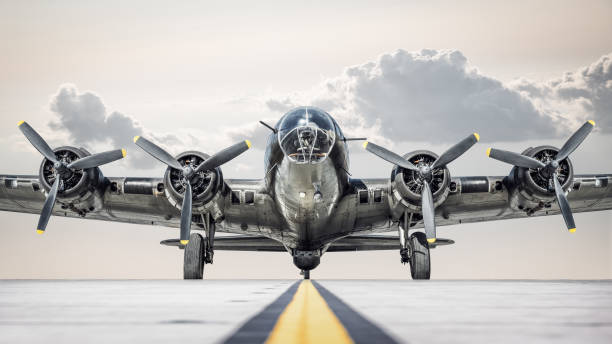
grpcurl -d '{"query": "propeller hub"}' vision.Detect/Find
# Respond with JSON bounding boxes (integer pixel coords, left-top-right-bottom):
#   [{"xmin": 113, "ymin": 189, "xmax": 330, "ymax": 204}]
[
  {"xmin": 182, "ymin": 166, "xmax": 194, "ymax": 180},
  {"xmin": 418, "ymin": 165, "xmax": 433, "ymax": 183},
  {"xmin": 53, "ymin": 162, "xmax": 73, "ymax": 179},
  {"xmin": 540, "ymin": 160, "xmax": 560, "ymax": 179}
]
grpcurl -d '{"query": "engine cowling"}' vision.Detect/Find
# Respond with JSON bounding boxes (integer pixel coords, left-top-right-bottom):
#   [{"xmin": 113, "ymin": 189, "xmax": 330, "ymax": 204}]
[
  {"xmin": 38, "ymin": 146, "xmax": 106, "ymax": 215},
  {"xmin": 508, "ymin": 145, "xmax": 574, "ymax": 211},
  {"xmin": 163, "ymin": 151, "xmax": 225, "ymax": 218},
  {"xmin": 390, "ymin": 150, "xmax": 451, "ymax": 213}
]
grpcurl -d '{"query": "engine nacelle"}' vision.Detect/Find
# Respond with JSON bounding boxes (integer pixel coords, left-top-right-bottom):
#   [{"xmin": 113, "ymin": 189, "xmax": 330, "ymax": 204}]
[
  {"xmin": 163, "ymin": 151, "xmax": 226, "ymax": 221},
  {"xmin": 390, "ymin": 150, "xmax": 451, "ymax": 215},
  {"xmin": 507, "ymin": 145, "xmax": 574, "ymax": 212},
  {"xmin": 38, "ymin": 146, "xmax": 106, "ymax": 216}
]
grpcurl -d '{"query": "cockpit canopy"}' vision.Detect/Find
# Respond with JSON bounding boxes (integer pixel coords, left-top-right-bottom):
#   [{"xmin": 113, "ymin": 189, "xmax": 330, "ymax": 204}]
[{"xmin": 278, "ymin": 107, "xmax": 336, "ymax": 164}]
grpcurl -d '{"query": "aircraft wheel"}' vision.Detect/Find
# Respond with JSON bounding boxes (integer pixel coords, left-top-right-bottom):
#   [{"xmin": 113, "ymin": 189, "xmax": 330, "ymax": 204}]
[
  {"xmin": 409, "ymin": 232, "xmax": 431, "ymax": 280},
  {"xmin": 184, "ymin": 233, "xmax": 206, "ymax": 279}
]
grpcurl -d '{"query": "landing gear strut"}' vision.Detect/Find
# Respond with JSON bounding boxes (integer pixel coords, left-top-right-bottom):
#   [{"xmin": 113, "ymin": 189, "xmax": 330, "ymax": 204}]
[{"xmin": 300, "ymin": 270, "xmax": 311, "ymax": 280}]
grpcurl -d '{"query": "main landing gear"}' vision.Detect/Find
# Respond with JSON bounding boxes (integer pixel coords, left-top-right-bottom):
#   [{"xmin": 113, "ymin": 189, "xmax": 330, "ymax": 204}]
[
  {"xmin": 184, "ymin": 233, "xmax": 206, "ymax": 279},
  {"xmin": 400, "ymin": 227, "xmax": 431, "ymax": 280},
  {"xmin": 408, "ymin": 232, "xmax": 431, "ymax": 279},
  {"xmin": 183, "ymin": 217, "xmax": 215, "ymax": 280}
]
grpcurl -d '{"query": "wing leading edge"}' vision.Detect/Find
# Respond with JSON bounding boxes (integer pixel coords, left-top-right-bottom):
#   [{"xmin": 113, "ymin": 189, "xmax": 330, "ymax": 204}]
[{"xmin": 1, "ymin": 173, "xmax": 611, "ymax": 248}]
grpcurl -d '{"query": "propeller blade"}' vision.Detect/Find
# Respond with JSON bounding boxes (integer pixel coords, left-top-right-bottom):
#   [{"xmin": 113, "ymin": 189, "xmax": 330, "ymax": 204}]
[
  {"xmin": 421, "ymin": 182, "xmax": 436, "ymax": 243},
  {"xmin": 553, "ymin": 172, "xmax": 576, "ymax": 232},
  {"xmin": 363, "ymin": 142, "xmax": 418, "ymax": 171},
  {"xmin": 18, "ymin": 121, "xmax": 58, "ymax": 163},
  {"xmin": 194, "ymin": 140, "xmax": 252, "ymax": 174},
  {"xmin": 555, "ymin": 120, "xmax": 595, "ymax": 162},
  {"xmin": 487, "ymin": 148, "xmax": 546, "ymax": 169},
  {"xmin": 36, "ymin": 178, "xmax": 59, "ymax": 234},
  {"xmin": 67, "ymin": 149, "xmax": 126, "ymax": 170},
  {"xmin": 431, "ymin": 133, "xmax": 480, "ymax": 169},
  {"xmin": 179, "ymin": 182, "xmax": 193, "ymax": 245},
  {"xmin": 133, "ymin": 136, "xmax": 182, "ymax": 170}
]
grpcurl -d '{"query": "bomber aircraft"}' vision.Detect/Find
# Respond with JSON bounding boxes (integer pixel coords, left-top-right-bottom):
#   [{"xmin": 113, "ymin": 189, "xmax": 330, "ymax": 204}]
[{"xmin": 1, "ymin": 107, "xmax": 610, "ymax": 279}]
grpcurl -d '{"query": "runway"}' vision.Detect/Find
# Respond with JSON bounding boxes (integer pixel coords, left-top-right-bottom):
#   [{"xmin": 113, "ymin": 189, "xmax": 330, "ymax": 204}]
[{"xmin": 1, "ymin": 280, "xmax": 611, "ymax": 344}]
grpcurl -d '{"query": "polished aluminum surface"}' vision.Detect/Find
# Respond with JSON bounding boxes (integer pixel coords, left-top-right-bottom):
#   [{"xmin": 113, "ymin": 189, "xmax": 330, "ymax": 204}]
[{"xmin": 1, "ymin": 107, "xmax": 612, "ymax": 263}]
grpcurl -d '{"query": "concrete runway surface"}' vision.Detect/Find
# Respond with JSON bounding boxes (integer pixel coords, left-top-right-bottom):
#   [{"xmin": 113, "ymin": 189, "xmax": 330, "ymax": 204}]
[{"xmin": 1, "ymin": 280, "xmax": 611, "ymax": 344}]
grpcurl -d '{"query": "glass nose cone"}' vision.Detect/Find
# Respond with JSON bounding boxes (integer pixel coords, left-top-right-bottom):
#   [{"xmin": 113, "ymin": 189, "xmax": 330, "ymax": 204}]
[{"xmin": 277, "ymin": 107, "xmax": 336, "ymax": 164}]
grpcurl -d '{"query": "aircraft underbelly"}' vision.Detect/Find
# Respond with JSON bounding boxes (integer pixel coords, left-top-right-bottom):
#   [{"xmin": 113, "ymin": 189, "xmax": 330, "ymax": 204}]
[{"xmin": 273, "ymin": 157, "xmax": 342, "ymax": 248}]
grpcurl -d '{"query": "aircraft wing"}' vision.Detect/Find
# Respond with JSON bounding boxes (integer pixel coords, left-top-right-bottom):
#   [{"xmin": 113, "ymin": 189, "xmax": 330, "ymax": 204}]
[
  {"xmin": 349, "ymin": 174, "xmax": 612, "ymax": 233},
  {"xmin": 0, "ymin": 175, "xmax": 280, "ymax": 235},
  {"xmin": 2, "ymin": 173, "xmax": 611, "ymax": 246},
  {"xmin": 436, "ymin": 174, "xmax": 612, "ymax": 227}
]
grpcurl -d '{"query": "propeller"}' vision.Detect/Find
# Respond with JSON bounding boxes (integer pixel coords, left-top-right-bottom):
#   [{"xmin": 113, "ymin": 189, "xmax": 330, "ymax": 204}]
[
  {"xmin": 364, "ymin": 133, "xmax": 480, "ymax": 243},
  {"xmin": 487, "ymin": 120, "xmax": 595, "ymax": 233},
  {"xmin": 134, "ymin": 136, "xmax": 251, "ymax": 245},
  {"xmin": 17, "ymin": 121, "xmax": 126, "ymax": 234}
]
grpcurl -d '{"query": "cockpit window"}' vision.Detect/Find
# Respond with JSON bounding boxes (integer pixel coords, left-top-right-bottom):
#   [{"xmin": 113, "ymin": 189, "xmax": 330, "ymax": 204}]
[{"xmin": 278, "ymin": 107, "xmax": 336, "ymax": 164}]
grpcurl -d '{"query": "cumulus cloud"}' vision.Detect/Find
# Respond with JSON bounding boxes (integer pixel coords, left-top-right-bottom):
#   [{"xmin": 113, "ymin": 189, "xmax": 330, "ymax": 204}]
[
  {"xmin": 48, "ymin": 84, "xmax": 193, "ymax": 169},
  {"xmin": 264, "ymin": 49, "xmax": 612, "ymax": 145},
  {"xmin": 511, "ymin": 53, "xmax": 612, "ymax": 132},
  {"xmin": 46, "ymin": 50, "xmax": 611, "ymax": 170}
]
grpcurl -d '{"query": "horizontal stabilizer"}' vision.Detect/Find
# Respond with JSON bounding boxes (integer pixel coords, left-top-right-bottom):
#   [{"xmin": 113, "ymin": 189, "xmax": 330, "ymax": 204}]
[
  {"xmin": 327, "ymin": 235, "xmax": 454, "ymax": 251},
  {"xmin": 160, "ymin": 235, "xmax": 454, "ymax": 251},
  {"xmin": 161, "ymin": 236, "xmax": 286, "ymax": 251}
]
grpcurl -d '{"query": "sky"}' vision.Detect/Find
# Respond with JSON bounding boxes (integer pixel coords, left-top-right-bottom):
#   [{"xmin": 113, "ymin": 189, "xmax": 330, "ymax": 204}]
[{"xmin": 0, "ymin": 0, "xmax": 611, "ymax": 279}]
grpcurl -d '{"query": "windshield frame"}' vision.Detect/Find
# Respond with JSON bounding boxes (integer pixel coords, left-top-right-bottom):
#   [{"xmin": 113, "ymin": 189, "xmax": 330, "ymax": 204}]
[{"xmin": 277, "ymin": 107, "xmax": 336, "ymax": 164}]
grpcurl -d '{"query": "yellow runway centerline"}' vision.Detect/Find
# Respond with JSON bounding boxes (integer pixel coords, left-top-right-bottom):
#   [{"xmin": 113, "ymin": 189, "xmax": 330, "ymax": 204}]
[{"xmin": 265, "ymin": 280, "xmax": 354, "ymax": 344}]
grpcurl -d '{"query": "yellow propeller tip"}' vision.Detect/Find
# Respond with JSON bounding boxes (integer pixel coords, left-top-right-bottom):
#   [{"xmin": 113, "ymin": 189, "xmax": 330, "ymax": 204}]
[
  {"xmin": 569, "ymin": 228, "xmax": 576, "ymax": 233},
  {"xmin": 245, "ymin": 140, "xmax": 252, "ymax": 149},
  {"xmin": 17, "ymin": 120, "xmax": 25, "ymax": 126},
  {"xmin": 180, "ymin": 240, "xmax": 189, "ymax": 245},
  {"xmin": 427, "ymin": 238, "xmax": 436, "ymax": 243},
  {"xmin": 121, "ymin": 149, "xmax": 127, "ymax": 158},
  {"xmin": 486, "ymin": 148, "xmax": 492, "ymax": 157},
  {"xmin": 587, "ymin": 120, "xmax": 595, "ymax": 126},
  {"xmin": 473, "ymin": 133, "xmax": 480, "ymax": 141},
  {"xmin": 362, "ymin": 141, "xmax": 369, "ymax": 149},
  {"xmin": 36, "ymin": 229, "xmax": 44, "ymax": 234},
  {"xmin": 133, "ymin": 136, "xmax": 140, "ymax": 143}
]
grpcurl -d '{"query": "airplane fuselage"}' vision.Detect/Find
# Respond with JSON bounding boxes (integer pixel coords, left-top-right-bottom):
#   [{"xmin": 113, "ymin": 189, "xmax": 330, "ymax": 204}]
[{"xmin": 263, "ymin": 107, "xmax": 351, "ymax": 251}]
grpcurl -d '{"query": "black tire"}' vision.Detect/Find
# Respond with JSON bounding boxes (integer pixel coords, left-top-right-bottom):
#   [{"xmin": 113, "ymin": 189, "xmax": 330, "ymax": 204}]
[
  {"xmin": 184, "ymin": 233, "xmax": 206, "ymax": 279},
  {"xmin": 409, "ymin": 232, "xmax": 431, "ymax": 280}
]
